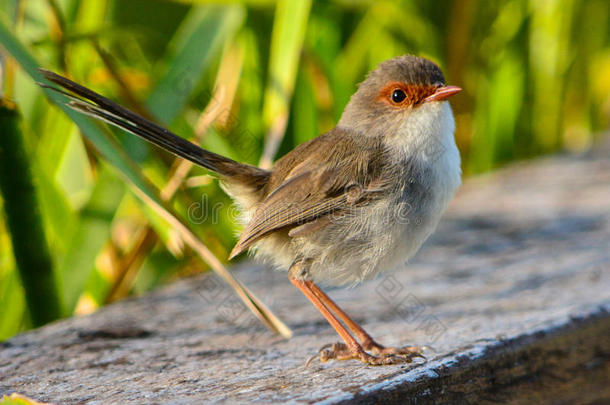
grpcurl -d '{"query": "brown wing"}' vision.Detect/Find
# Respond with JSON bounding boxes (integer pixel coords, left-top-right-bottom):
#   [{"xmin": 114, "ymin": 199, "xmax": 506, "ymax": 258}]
[{"xmin": 229, "ymin": 130, "xmax": 389, "ymax": 259}]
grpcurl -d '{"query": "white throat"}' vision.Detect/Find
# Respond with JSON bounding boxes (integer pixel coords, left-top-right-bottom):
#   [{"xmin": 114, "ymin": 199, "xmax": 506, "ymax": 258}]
[
  {"xmin": 389, "ymin": 101, "xmax": 458, "ymax": 166},
  {"xmin": 390, "ymin": 100, "xmax": 462, "ymax": 225}
]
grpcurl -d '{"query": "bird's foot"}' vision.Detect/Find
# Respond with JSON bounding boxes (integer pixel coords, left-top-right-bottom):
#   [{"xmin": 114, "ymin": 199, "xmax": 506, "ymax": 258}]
[
  {"xmin": 306, "ymin": 342, "xmax": 424, "ymax": 366},
  {"xmin": 362, "ymin": 340, "xmax": 427, "ymax": 359}
]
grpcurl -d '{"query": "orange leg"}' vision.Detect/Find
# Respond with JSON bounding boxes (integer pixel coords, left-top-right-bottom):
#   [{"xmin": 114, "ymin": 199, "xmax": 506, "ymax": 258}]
[
  {"xmin": 291, "ymin": 278, "xmax": 416, "ymax": 365},
  {"xmin": 309, "ymin": 282, "xmax": 424, "ymax": 358}
]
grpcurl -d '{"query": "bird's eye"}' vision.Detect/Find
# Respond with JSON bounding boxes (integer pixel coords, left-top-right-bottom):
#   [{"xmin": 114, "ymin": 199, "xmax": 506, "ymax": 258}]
[{"xmin": 391, "ymin": 89, "xmax": 407, "ymax": 103}]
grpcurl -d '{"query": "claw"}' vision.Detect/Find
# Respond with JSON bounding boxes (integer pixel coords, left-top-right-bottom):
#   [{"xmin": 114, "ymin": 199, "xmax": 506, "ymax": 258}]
[
  {"xmin": 307, "ymin": 342, "xmax": 425, "ymax": 366},
  {"xmin": 305, "ymin": 353, "xmax": 319, "ymax": 368},
  {"xmin": 364, "ymin": 340, "xmax": 427, "ymax": 361},
  {"xmin": 305, "ymin": 343, "xmax": 336, "ymax": 367}
]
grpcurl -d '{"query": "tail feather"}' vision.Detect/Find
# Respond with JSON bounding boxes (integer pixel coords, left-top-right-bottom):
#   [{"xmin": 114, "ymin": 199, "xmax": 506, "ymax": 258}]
[{"xmin": 38, "ymin": 69, "xmax": 270, "ymax": 189}]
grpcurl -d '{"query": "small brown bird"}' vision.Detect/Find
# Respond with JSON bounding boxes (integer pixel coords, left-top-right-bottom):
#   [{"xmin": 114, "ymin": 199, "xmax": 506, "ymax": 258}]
[{"xmin": 39, "ymin": 54, "xmax": 461, "ymax": 365}]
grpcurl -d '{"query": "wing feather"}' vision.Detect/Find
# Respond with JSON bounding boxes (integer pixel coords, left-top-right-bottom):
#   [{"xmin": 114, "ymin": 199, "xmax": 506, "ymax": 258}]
[
  {"xmin": 228, "ymin": 133, "xmax": 391, "ymax": 259},
  {"xmin": 229, "ymin": 170, "xmax": 348, "ymax": 258}
]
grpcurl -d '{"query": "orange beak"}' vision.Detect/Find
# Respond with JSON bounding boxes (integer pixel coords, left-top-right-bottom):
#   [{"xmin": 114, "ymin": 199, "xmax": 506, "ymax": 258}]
[{"xmin": 424, "ymin": 85, "xmax": 462, "ymax": 102}]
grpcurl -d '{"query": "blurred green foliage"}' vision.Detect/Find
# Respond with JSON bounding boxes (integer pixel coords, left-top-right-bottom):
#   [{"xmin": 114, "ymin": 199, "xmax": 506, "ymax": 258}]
[{"xmin": 0, "ymin": 0, "xmax": 608, "ymax": 339}]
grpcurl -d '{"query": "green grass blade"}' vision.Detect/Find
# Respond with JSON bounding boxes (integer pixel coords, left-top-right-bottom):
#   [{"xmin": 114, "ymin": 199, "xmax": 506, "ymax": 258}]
[
  {"xmin": 0, "ymin": 266, "xmax": 26, "ymax": 340},
  {"xmin": 0, "ymin": 99, "xmax": 63, "ymax": 326},
  {"xmin": 58, "ymin": 167, "xmax": 125, "ymax": 311},
  {"xmin": 146, "ymin": 5, "xmax": 244, "ymax": 124},
  {"xmin": 259, "ymin": 0, "xmax": 312, "ymax": 168}
]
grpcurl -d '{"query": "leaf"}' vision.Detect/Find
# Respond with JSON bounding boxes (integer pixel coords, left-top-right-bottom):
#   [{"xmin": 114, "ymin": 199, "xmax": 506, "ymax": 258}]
[
  {"xmin": 0, "ymin": 268, "xmax": 25, "ymax": 340},
  {"xmin": 0, "ymin": 393, "xmax": 54, "ymax": 405},
  {"xmin": 54, "ymin": 127, "xmax": 95, "ymax": 209},
  {"xmin": 0, "ymin": 99, "xmax": 63, "ymax": 326},
  {"xmin": 292, "ymin": 67, "xmax": 318, "ymax": 146},
  {"xmin": 31, "ymin": 159, "xmax": 76, "ymax": 255},
  {"xmin": 259, "ymin": 0, "xmax": 312, "ymax": 168},
  {"xmin": 57, "ymin": 166, "xmax": 125, "ymax": 312},
  {"xmin": 146, "ymin": 5, "xmax": 244, "ymax": 124}
]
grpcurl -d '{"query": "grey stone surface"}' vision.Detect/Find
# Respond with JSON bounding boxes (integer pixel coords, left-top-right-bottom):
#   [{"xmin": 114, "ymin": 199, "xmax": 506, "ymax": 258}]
[{"xmin": 1, "ymin": 148, "xmax": 609, "ymax": 404}]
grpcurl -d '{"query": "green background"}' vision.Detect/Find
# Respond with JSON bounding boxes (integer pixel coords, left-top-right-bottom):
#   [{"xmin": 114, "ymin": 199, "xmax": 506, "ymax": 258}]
[{"xmin": 0, "ymin": 0, "xmax": 608, "ymax": 339}]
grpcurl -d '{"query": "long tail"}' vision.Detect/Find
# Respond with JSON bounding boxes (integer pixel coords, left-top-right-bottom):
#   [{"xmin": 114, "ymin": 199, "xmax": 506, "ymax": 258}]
[{"xmin": 38, "ymin": 69, "xmax": 270, "ymax": 189}]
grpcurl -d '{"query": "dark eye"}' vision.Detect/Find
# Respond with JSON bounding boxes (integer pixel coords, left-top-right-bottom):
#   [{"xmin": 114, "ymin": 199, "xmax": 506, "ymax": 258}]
[{"xmin": 391, "ymin": 89, "xmax": 406, "ymax": 103}]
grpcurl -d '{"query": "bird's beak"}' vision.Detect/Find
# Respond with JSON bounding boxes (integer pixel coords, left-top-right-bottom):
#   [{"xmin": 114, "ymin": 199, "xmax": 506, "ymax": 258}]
[{"xmin": 424, "ymin": 85, "xmax": 462, "ymax": 102}]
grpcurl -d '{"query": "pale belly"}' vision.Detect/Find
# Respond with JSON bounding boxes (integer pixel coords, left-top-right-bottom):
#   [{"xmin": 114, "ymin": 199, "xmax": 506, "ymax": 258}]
[
  {"xmin": 249, "ymin": 130, "xmax": 461, "ymax": 286},
  {"xmin": 292, "ymin": 168, "xmax": 457, "ymax": 285}
]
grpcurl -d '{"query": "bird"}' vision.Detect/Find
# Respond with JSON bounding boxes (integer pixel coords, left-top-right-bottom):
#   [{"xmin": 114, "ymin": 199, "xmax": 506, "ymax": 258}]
[{"xmin": 39, "ymin": 54, "xmax": 462, "ymax": 365}]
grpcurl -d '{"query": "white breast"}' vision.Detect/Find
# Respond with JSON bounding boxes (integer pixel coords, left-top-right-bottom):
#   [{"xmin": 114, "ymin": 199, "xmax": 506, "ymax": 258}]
[{"xmin": 380, "ymin": 101, "xmax": 462, "ymax": 272}]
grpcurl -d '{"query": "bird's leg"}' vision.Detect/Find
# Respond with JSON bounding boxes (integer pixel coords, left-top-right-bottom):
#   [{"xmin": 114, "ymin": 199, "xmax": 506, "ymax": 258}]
[
  {"xmin": 309, "ymin": 283, "xmax": 424, "ymax": 359},
  {"xmin": 290, "ymin": 278, "xmax": 403, "ymax": 365}
]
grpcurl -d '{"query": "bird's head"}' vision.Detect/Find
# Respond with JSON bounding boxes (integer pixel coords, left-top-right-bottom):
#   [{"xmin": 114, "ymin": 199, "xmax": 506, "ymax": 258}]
[{"xmin": 338, "ymin": 55, "xmax": 461, "ymax": 153}]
